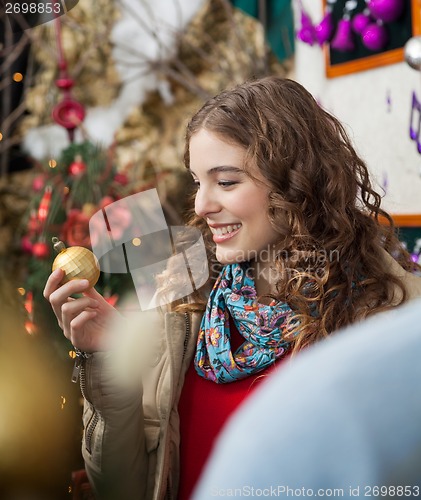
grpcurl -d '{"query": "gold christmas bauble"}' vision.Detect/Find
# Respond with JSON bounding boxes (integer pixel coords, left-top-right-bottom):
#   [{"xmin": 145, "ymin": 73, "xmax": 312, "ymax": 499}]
[{"xmin": 51, "ymin": 238, "xmax": 100, "ymax": 288}]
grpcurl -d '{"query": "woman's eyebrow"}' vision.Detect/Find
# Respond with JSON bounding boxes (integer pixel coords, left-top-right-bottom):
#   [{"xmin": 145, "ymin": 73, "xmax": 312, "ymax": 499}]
[{"xmin": 189, "ymin": 166, "xmax": 245, "ymax": 177}]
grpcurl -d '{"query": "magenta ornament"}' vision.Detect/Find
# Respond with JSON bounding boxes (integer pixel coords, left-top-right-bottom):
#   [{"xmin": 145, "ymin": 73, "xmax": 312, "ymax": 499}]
[
  {"xmin": 362, "ymin": 22, "xmax": 388, "ymax": 51},
  {"xmin": 352, "ymin": 10, "xmax": 372, "ymax": 34},
  {"xmin": 331, "ymin": 18, "xmax": 355, "ymax": 52},
  {"xmin": 297, "ymin": 10, "xmax": 316, "ymax": 46},
  {"xmin": 21, "ymin": 236, "xmax": 33, "ymax": 254},
  {"xmin": 314, "ymin": 11, "xmax": 334, "ymax": 45},
  {"xmin": 367, "ymin": 0, "xmax": 404, "ymax": 23}
]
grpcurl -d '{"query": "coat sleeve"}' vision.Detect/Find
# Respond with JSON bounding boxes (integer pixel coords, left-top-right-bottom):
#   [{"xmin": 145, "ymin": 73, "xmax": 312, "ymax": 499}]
[{"xmin": 80, "ymin": 351, "xmax": 148, "ymax": 500}]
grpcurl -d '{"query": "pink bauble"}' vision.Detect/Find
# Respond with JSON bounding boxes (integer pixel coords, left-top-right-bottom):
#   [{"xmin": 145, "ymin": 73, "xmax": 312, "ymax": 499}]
[
  {"xmin": 331, "ymin": 18, "xmax": 355, "ymax": 52},
  {"xmin": 352, "ymin": 11, "xmax": 372, "ymax": 34},
  {"xmin": 367, "ymin": 0, "xmax": 404, "ymax": 23},
  {"xmin": 315, "ymin": 11, "xmax": 334, "ymax": 45},
  {"xmin": 362, "ymin": 22, "xmax": 388, "ymax": 51},
  {"xmin": 21, "ymin": 236, "xmax": 33, "ymax": 254},
  {"xmin": 32, "ymin": 175, "xmax": 45, "ymax": 192},
  {"xmin": 32, "ymin": 242, "xmax": 50, "ymax": 259},
  {"xmin": 297, "ymin": 10, "xmax": 316, "ymax": 46},
  {"xmin": 68, "ymin": 160, "xmax": 86, "ymax": 176}
]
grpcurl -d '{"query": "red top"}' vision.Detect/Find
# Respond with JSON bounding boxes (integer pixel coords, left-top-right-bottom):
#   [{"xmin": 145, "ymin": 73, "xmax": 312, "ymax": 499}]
[{"xmin": 178, "ymin": 322, "xmax": 287, "ymax": 499}]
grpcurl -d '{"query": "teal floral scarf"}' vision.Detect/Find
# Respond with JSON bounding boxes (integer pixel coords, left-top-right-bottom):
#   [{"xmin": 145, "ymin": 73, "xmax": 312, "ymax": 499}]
[{"xmin": 194, "ymin": 263, "xmax": 293, "ymax": 383}]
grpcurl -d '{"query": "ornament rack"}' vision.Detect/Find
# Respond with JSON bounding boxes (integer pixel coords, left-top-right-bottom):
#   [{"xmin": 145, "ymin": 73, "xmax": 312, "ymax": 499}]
[{"xmin": 323, "ymin": 0, "xmax": 421, "ymax": 77}]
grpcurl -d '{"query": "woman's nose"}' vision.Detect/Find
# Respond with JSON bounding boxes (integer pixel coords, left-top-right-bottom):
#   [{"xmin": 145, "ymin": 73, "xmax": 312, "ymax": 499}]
[{"xmin": 194, "ymin": 186, "xmax": 221, "ymax": 218}]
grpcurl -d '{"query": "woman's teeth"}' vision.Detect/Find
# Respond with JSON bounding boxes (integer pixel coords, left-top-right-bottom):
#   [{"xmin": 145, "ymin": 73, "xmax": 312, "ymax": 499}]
[{"xmin": 210, "ymin": 224, "xmax": 242, "ymax": 235}]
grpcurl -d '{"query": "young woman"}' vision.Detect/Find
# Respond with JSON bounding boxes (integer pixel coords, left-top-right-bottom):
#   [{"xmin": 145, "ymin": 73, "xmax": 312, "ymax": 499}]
[{"xmin": 44, "ymin": 77, "xmax": 421, "ymax": 500}]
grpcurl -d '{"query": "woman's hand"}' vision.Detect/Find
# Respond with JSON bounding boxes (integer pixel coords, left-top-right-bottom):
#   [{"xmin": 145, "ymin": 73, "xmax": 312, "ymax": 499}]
[{"xmin": 43, "ymin": 268, "xmax": 119, "ymax": 352}]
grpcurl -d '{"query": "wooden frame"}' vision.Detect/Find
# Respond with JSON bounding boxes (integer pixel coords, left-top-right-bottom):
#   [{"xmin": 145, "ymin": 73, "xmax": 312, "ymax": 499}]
[
  {"xmin": 324, "ymin": 0, "xmax": 421, "ymax": 78},
  {"xmin": 379, "ymin": 214, "xmax": 421, "ymax": 227}
]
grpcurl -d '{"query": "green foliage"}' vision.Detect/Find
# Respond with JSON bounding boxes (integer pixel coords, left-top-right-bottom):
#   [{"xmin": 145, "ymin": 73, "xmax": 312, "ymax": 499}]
[{"xmin": 20, "ymin": 141, "xmax": 138, "ymax": 355}]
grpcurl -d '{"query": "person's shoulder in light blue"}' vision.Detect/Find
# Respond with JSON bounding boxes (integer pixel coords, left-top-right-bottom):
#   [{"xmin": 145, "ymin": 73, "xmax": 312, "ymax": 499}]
[{"xmin": 193, "ymin": 298, "xmax": 421, "ymax": 498}]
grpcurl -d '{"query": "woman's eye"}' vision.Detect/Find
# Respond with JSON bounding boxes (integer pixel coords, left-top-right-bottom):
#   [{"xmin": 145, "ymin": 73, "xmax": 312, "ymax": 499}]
[{"xmin": 218, "ymin": 181, "xmax": 237, "ymax": 187}]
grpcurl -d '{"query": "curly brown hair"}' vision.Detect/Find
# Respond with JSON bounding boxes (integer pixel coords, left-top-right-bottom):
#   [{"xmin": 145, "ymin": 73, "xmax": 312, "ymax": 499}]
[{"xmin": 182, "ymin": 76, "xmax": 415, "ymax": 352}]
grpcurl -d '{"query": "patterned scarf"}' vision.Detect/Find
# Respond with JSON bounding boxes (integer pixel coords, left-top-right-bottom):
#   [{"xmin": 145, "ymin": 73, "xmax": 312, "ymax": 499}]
[{"xmin": 194, "ymin": 262, "xmax": 293, "ymax": 383}]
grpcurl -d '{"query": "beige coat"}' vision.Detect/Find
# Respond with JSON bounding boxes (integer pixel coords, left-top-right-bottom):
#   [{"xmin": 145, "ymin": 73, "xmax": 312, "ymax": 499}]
[{"xmin": 80, "ymin": 310, "xmax": 202, "ymax": 500}]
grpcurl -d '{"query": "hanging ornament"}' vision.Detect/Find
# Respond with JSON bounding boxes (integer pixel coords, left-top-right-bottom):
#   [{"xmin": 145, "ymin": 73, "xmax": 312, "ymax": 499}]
[
  {"xmin": 404, "ymin": 36, "xmax": 421, "ymax": 71},
  {"xmin": 27, "ymin": 209, "xmax": 40, "ymax": 234},
  {"xmin": 367, "ymin": 0, "xmax": 404, "ymax": 23},
  {"xmin": 32, "ymin": 241, "xmax": 50, "ymax": 259},
  {"xmin": 331, "ymin": 16, "xmax": 355, "ymax": 52},
  {"xmin": 296, "ymin": 0, "xmax": 338, "ymax": 47},
  {"xmin": 51, "ymin": 237, "xmax": 100, "ymax": 288},
  {"xmin": 352, "ymin": 9, "xmax": 372, "ymax": 34},
  {"xmin": 21, "ymin": 235, "xmax": 33, "ymax": 254},
  {"xmin": 315, "ymin": 9, "xmax": 335, "ymax": 45},
  {"xmin": 297, "ymin": 8, "xmax": 317, "ymax": 46},
  {"xmin": 37, "ymin": 185, "xmax": 52, "ymax": 224},
  {"xmin": 331, "ymin": 0, "xmax": 358, "ymax": 52},
  {"xmin": 362, "ymin": 21, "xmax": 388, "ymax": 51},
  {"xmin": 68, "ymin": 154, "xmax": 86, "ymax": 176},
  {"xmin": 32, "ymin": 175, "xmax": 45, "ymax": 192},
  {"xmin": 51, "ymin": 11, "xmax": 85, "ymax": 142}
]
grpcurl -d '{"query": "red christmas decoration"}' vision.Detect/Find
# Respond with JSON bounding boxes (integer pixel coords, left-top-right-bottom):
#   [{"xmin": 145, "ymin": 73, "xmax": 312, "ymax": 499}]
[
  {"xmin": 21, "ymin": 236, "xmax": 33, "ymax": 254},
  {"xmin": 28, "ymin": 209, "xmax": 40, "ymax": 234},
  {"xmin": 32, "ymin": 175, "xmax": 45, "ymax": 192},
  {"xmin": 114, "ymin": 172, "xmax": 129, "ymax": 185},
  {"xmin": 32, "ymin": 241, "xmax": 50, "ymax": 259},
  {"xmin": 38, "ymin": 185, "xmax": 52, "ymax": 224},
  {"xmin": 24, "ymin": 320, "xmax": 37, "ymax": 335},
  {"xmin": 68, "ymin": 154, "xmax": 86, "ymax": 176},
  {"xmin": 51, "ymin": 12, "xmax": 85, "ymax": 142}
]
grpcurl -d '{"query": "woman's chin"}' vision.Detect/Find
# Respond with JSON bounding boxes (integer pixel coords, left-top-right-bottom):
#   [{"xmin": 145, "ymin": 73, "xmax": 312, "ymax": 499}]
[{"xmin": 215, "ymin": 250, "xmax": 246, "ymax": 265}]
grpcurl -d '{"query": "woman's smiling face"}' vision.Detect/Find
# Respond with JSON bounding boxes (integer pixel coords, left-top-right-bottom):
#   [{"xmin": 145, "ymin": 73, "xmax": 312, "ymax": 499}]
[{"xmin": 189, "ymin": 129, "xmax": 280, "ymax": 265}]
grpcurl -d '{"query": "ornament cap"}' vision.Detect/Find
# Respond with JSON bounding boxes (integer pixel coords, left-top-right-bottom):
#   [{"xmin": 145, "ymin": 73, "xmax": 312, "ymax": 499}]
[{"xmin": 52, "ymin": 237, "xmax": 66, "ymax": 253}]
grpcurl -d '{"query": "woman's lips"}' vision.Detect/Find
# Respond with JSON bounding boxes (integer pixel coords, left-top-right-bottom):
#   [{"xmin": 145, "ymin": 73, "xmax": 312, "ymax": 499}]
[{"xmin": 211, "ymin": 225, "xmax": 242, "ymax": 244}]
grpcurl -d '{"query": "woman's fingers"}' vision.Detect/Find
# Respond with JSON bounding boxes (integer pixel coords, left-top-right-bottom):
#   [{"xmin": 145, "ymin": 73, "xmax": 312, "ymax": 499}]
[
  {"xmin": 47, "ymin": 278, "xmax": 91, "ymax": 326},
  {"xmin": 43, "ymin": 268, "xmax": 64, "ymax": 301},
  {"xmin": 61, "ymin": 296, "xmax": 100, "ymax": 335},
  {"xmin": 68, "ymin": 310, "xmax": 99, "ymax": 349}
]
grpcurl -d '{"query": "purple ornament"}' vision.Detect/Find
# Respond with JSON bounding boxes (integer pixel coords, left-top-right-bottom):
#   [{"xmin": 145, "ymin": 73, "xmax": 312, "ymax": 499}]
[
  {"xmin": 331, "ymin": 18, "xmax": 355, "ymax": 52},
  {"xmin": 297, "ymin": 10, "xmax": 316, "ymax": 46},
  {"xmin": 362, "ymin": 22, "xmax": 388, "ymax": 51},
  {"xmin": 367, "ymin": 0, "xmax": 404, "ymax": 23},
  {"xmin": 352, "ymin": 10, "xmax": 372, "ymax": 34},
  {"xmin": 315, "ymin": 11, "xmax": 334, "ymax": 45}
]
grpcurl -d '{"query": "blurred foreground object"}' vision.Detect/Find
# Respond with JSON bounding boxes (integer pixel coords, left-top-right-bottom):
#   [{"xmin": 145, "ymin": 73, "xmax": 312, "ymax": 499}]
[
  {"xmin": 194, "ymin": 298, "xmax": 421, "ymax": 496},
  {"xmin": 0, "ymin": 277, "xmax": 78, "ymax": 499}
]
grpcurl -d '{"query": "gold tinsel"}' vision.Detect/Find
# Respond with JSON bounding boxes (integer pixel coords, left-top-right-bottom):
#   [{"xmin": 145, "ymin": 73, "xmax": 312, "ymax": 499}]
[{"xmin": 15, "ymin": 0, "xmax": 292, "ymax": 225}]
